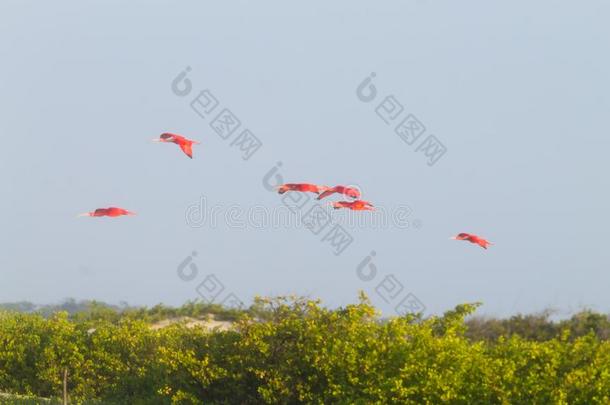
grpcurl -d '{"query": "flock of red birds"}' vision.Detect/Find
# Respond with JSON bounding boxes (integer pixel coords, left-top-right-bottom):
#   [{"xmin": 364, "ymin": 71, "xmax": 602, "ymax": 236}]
[
  {"xmin": 277, "ymin": 183, "xmax": 372, "ymax": 211},
  {"xmin": 78, "ymin": 132, "xmax": 493, "ymax": 250}
]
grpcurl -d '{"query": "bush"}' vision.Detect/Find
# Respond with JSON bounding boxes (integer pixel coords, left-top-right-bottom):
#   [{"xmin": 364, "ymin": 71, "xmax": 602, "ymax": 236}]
[{"xmin": 0, "ymin": 295, "xmax": 609, "ymax": 404}]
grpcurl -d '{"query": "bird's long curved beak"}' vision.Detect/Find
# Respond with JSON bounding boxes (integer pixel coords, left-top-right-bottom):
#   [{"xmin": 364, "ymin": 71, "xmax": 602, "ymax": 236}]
[
  {"xmin": 151, "ymin": 138, "xmax": 162, "ymax": 143},
  {"xmin": 77, "ymin": 213, "xmax": 90, "ymax": 217},
  {"xmin": 449, "ymin": 236, "xmax": 457, "ymax": 240}
]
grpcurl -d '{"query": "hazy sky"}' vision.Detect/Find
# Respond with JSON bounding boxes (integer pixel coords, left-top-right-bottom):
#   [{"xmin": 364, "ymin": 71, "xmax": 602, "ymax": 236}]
[{"xmin": 2, "ymin": 1, "xmax": 609, "ymax": 317}]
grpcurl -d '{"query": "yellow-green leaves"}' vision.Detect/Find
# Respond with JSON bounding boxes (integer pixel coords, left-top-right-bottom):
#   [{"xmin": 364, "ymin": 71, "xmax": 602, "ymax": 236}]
[{"xmin": 0, "ymin": 298, "xmax": 609, "ymax": 404}]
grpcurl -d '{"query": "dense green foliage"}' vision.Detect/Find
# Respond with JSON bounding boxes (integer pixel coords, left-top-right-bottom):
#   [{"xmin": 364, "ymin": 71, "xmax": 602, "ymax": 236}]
[{"xmin": 1, "ymin": 295, "xmax": 609, "ymax": 404}]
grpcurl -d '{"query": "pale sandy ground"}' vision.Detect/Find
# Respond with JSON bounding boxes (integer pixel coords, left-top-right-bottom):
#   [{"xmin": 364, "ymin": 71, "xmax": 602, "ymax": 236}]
[
  {"xmin": 149, "ymin": 315, "xmax": 234, "ymax": 331},
  {"xmin": 84, "ymin": 315, "xmax": 235, "ymax": 335}
]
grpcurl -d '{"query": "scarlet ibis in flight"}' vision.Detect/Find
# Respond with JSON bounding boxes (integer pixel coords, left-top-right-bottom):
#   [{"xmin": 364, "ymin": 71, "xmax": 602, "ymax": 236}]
[
  {"xmin": 317, "ymin": 185, "xmax": 361, "ymax": 200},
  {"xmin": 332, "ymin": 200, "xmax": 374, "ymax": 211},
  {"xmin": 153, "ymin": 133, "xmax": 200, "ymax": 159},
  {"xmin": 277, "ymin": 183, "xmax": 328, "ymax": 195},
  {"xmin": 451, "ymin": 233, "xmax": 493, "ymax": 249},
  {"xmin": 78, "ymin": 207, "xmax": 136, "ymax": 218}
]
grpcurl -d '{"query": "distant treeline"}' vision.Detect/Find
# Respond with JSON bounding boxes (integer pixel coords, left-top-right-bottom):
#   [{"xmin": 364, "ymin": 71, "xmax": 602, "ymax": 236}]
[
  {"xmin": 0, "ymin": 299, "xmax": 245, "ymax": 323},
  {"xmin": 2, "ymin": 298, "xmax": 609, "ymax": 342},
  {"xmin": 1, "ymin": 295, "xmax": 609, "ymax": 403}
]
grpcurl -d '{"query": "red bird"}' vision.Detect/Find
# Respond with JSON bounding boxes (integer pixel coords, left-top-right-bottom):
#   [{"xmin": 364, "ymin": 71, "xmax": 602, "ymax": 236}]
[
  {"xmin": 332, "ymin": 200, "xmax": 374, "ymax": 211},
  {"xmin": 78, "ymin": 207, "xmax": 136, "ymax": 218},
  {"xmin": 451, "ymin": 233, "xmax": 493, "ymax": 249},
  {"xmin": 317, "ymin": 185, "xmax": 361, "ymax": 200},
  {"xmin": 153, "ymin": 133, "xmax": 200, "ymax": 159},
  {"xmin": 277, "ymin": 183, "xmax": 328, "ymax": 195}
]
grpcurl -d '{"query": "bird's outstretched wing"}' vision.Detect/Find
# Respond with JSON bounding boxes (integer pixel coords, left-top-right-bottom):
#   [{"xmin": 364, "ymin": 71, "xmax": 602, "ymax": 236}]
[
  {"xmin": 317, "ymin": 188, "xmax": 337, "ymax": 200},
  {"xmin": 179, "ymin": 143, "xmax": 194, "ymax": 159}
]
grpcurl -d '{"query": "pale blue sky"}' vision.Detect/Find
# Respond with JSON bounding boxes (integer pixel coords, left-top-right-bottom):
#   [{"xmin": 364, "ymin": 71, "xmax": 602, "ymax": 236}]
[{"xmin": 1, "ymin": 1, "xmax": 609, "ymax": 317}]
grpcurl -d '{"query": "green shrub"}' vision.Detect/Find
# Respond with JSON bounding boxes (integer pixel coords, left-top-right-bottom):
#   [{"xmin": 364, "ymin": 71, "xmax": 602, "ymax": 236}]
[{"xmin": 0, "ymin": 296, "xmax": 609, "ymax": 404}]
